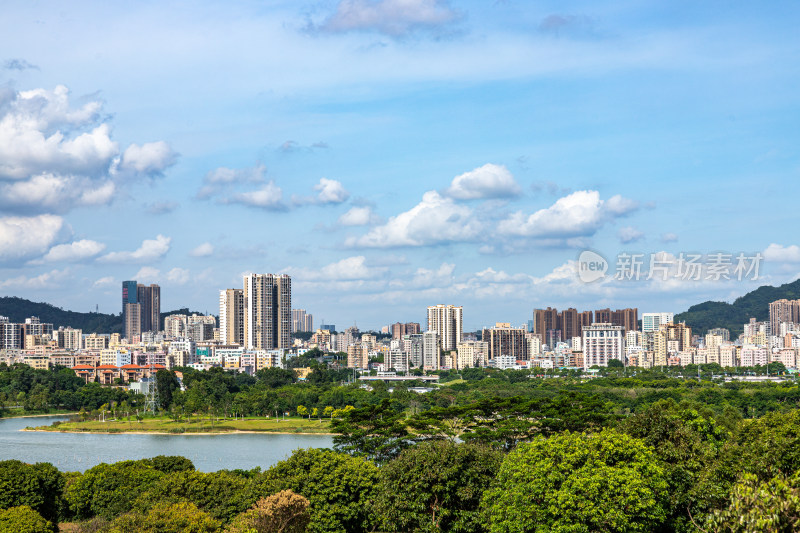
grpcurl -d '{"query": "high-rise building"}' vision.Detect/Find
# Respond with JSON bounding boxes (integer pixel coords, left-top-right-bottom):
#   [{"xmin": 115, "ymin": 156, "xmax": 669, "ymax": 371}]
[
  {"xmin": 427, "ymin": 305, "xmax": 463, "ymax": 352},
  {"xmin": 533, "ymin": 307, "xmax": 559, "ymax": 340},
  {"xmin": 769, "ymin": 299, "xmax": 800, "ymax": 338},
  {"xmin": 422, "ymin": 331, "xmax": 440, "ymax": 370},
  {"xmin": 594, "ymin": 308, "xmax": 612, "ymax": 324},
  {"xmin": 122, "ymin": 281, "xmax": 161, "ymax": 339},
  {"xmin": 243, "ymin": 274, "xmax": 291, "ymax": 350},
  {"xmin": 291, "ymin": 309, "xmax": 313, "ymax": 333},
  {"xmin": 391, "ymin": 322, "xmax": 421, "ymax": 339},
  {"xmin": 482, "ymin": 322, "xmax": 528, "ymax": 362},
  {"xmin": 582, "ymin": 323, "xmax": 625, "ymax": 368},
  {"xmin": 653, "ymin": 322, "xmax": 692, "ymax": 366},
  {"xmin": 611, "ymin": 308, "xmax": 638, "ymax": 332},
  {"xmin": 642, "ymin": 312, "xmax": 674, "ymax": 333},
  {"xmin": 220, "ymin": 289, "xmax": 245, "ymax": 345}
]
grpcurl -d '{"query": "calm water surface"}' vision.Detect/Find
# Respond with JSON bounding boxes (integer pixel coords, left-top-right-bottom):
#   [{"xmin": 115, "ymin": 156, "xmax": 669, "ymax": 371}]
[{"xmin": 0, "ymin": 416, "xmax": 333, "ymax": 472}]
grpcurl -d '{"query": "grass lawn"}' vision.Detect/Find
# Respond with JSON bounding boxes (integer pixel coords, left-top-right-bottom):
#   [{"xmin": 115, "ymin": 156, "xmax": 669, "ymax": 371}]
[{"xmin": 31, "ymin": 415, "xmax": 333, "ymax": 434}]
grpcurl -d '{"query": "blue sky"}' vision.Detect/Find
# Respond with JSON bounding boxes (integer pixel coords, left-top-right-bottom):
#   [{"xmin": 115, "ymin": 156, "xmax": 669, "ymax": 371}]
[{"xmin": 1, "ymin": 0, "xmax": 799, "ymax": 331}]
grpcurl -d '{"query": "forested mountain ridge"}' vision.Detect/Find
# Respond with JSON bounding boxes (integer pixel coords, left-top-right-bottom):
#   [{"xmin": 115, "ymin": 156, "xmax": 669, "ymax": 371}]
[
  {"xmin": 675, "ymin": 278, "xmax": 800, "ymax": 336},
  {"xmin": 0, "ymin": 296, "xmax": 211, "ymax": 334}
]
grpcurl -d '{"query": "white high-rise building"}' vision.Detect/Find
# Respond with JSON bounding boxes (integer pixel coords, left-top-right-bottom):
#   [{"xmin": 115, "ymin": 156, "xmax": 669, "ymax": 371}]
[
  {"xmin": 242, "ymin": 274, "xmax": 291, "ymax": 350},
  {"xmin": 642, "ymin": 312, "xmax": 674, "ymax": 333},
  {"xmin": 423, "ymin": 331, "xmax": 440, "ymax": 370},
  {"xmin": 219, "ymin": 289, "xmax": 244, "ymax": 345},
  {"xmin": 582, "ymin": 323, "xmax": 625, "ymax": 368},
  {"xmin": 426, "ymin": 305, "xmax": 463, "ymax": 352}
]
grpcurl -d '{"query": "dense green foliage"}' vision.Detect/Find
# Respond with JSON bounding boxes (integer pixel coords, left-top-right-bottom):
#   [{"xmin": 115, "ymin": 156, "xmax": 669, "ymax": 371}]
[
  {"xmin": 376, "ymin": 441, "xmax": 502, "ymax": 532},
  {"xmin": 0, "ymin": 460, "xmax": 64, "ymax": 523},
  {"xmin": 257, "ymin": 448, "xmax": 379, "ymax": 533},
  {"xmin": 483, "ymin": 429, "xmax": 668, "ymax": 532},
  {"xmin": 0, "ymin": 505, "xmax": 54, "ymax": 533}
]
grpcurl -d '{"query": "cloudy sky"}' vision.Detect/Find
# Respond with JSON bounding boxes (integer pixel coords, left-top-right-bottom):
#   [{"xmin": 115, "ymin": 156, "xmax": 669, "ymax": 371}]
[{"xmin": 1, "ymin": 1, "xmax": 799, "ymax": 331}]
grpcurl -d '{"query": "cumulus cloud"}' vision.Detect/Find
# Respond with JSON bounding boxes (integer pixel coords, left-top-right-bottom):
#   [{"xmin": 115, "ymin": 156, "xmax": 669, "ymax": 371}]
[
  {"xmin": 314, "ymin": 178, "xmax": 350, "ymax": 204},
  {"xmin": 345, "ymin": 190, "xmax": 482, "ymax": 248},
  {"xmin": 338, "ymin": 206, "xmax": 379, "ymax": 226},
  {"xmin": 99, "ymin": 234, "xmax": 171, "ymax": 263},
  {"xmin": 315, "ymin": 0, "xmax": 460, "ymax": 37},
  {"xmin": 133, "ymin": 266, "xmax": 161, "ymax": 283},
  {"xmin": 618, "ymin": 226, "xmax": 644, "ymax": 244},
  {"xmin": 497, "ymin": 190, "xmax": 639, "ymax": 239},
  {"xmin": 190, "ymin": 242, "xmax": 214, "ymax": 257},
  {"xmin": 0, "ymin": 215, "xmax": 65, "ymax": 263},
  {"xmin": 196, "ymin": 164, "xmax": 266, "ymax": 200},
  {"xmin": 763, "ymin": 243, "xmax": 800, "ymax": 263},
  {"xmin": 228, "ymin": 181, "xmax": 287, "ymax": 210},
  {"xmin": 661, "ymin": 232, "xmax": 679, "ymax": 243},
  {"xmin": 93, "ymin": 276, "xmax": 115, "ymax": 288},
  {"xmin": 41, "ymin": 239, "xmax": 105, "ymax": 262},
  {"xmin": 290, "ymin": 255, "xmax": 388, "ymax": 281},
  {"xmin": 167, "ymin": 267, "xmax": 191, "ymax": 284},
  {"xmin": 444, "ymin": 163, "xmax": 521, "ymax": 200},
  {"xmin": 0, "ymin": 269, "xmax": 69, "ymax": 290},
  {"xmin": 0, "ymin": 85, "xmax": 176, "ymax": 214},
  {"xmin": 119, "ymin": 141, "xmax": 178, "ymax": 176}
]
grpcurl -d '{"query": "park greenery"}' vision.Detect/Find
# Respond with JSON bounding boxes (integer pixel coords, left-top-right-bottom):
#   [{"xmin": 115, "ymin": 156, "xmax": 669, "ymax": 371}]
[{"xmin": 5, "ymin": 362, "xmax": 800, "ymax": 530}]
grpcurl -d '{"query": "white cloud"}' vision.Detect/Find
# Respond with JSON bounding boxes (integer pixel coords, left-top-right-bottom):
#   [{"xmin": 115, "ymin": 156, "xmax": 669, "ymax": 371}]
[
  {"xmin": 0, "ymin": 215, "xmax": 65, "ymax": 263},
  {"xmin": 497, "ymin": 190, "xmax": 639, "ymax": 239},
  {"xmin": 119, "ymin": 141, "xmax": 178, "ymax": 176},
  {"xmin": 317, "ymin": 0, "xmax": 460, "ymax": 36},
  {"xmin": 661, "ymin": 232, "xmax": 679, "ymax": 243},
  {"xmin": 763, "ymin": 243, "xmax": 800, "ymax": 263},
  {"xmin": 314, "ymin": 178, "xmax": 350, "ymax": 204},
  {"xmin": 190, "ymin": 242, "xmax": 214, "ymax": 257},
  {"xmin": 444, "ymin": 163, "xmax": 521, "ymax": 200},
  {"xmin": 0, "ymin": 173, "xmax": 115, "ymax": 214},
  {"xmin": 338, "ymin": 206, "xmax": 379, "ymax": 226},
  {"xmin": 291, "ymin": 256, "xmax": 388, "ymax": 281},
  {"xmin": 99, "ymin": 235, "xmax": 171, "ymax": 263},
  {"xmin": 93, "ymin": 276, "xmax": 115, "ymax": 288},
  {"xmin": 0, "ymin": 269, "xmax": 69, "ymax": 290},
  {"xmin": 197, "ymin": 164, "xmax": 266, "ymax": 199},
  {"xmin": 166, "ymin": 267, "xmax": 191, "ymax": 284},
  {"xmin": 618, "ymin": 226, "xmax": 644, "ymax": 244},
  {"xmin": 229, "ymin": 181, "xmax": 286, "ymax": 210},
  {"xmin": 346, "ymin": 190, "xmax": 482, "ymax": 248},
  {"xmin": 133, "ymin": 266, "xmax": 160, "ymax": 283},
  {"xmin": 0, "ymin": 85, "xmax": 175, "ymax": 214},
  {"xmin": 41, "ymin": 239, "xmax": 105, "ymax": 262}
]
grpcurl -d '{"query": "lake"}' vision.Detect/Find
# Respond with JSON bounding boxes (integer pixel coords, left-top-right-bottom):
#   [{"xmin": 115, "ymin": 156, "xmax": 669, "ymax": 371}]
[{"xmin": 0, "ymin": 415, "xmax": 333, "ymax": 472}]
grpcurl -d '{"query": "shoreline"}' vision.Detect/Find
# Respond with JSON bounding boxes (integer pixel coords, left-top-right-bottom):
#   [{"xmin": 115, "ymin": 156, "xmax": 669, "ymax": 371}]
[
  {"xmin": 22, "ymin": 427, "xmax": 335, "ymax": 436},
  {"xmin": 2, "ymin": 412, "xmax": 77, "ymax": 419}
]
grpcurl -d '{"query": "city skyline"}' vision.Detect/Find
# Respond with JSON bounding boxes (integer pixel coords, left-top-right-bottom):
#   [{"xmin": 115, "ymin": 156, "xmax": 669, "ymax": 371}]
[{"xmin": 2, "ymin": 2, "xmax": 800, "ymax": 331}]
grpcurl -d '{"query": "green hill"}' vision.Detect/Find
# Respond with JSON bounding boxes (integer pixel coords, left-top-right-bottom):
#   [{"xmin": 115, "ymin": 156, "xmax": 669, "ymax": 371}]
[
  {"xmin": 675, "ymin": 278, "xmax": 800, "ymax": 336},
  {"xmin": 0, "ymin": 297, "xmax": 213, "ymax": 334},
  {"xmin": 0, "ymin": 296, "xmax": 122, "ymax": 333}
]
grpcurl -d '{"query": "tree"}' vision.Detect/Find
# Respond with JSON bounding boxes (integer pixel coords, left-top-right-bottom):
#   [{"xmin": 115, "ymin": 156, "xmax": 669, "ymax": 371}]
[
  {"xmin": 331, "ymin": 399, "xmax": 413, "ymax": 464},
  {"xmin": 482, "ymin": 429, "xmax": 668, "ymax": 533},
  {"xmin": 255, "ymin": 368, "xmax": 296, "ymax": 389},
  {"xmin": 156, "ymin": 370, "xmax": 180, "ymax": 410},
  {"xmin": 0, "ymin": 461, "xmax": 64, "ymax": 523},
  {"xmin": 607, "ymin": 359, "xmax": 625, "ymax": 369},
  {"xmin": 706, "ymin": 472, "xmax": 800, "ymax": 532},
  {"xmin": 256, "ymin": 448, "xmax": 379, "ymax": 533},
  {"xmin": 0, "ymin": 505, "xmax": 54, "ymax": 533},
  {"xmin": 64, "ymin": 461, "xmax": 165, "ymax": 520},
  {"xmin": 225, "ymin": 490, "xmax": 310, "ymax": 533},
  {"xmin": 376, "ymin": 441, "xmax": 502, "ymax": 533},
  {"xmin": 108, "ymin": 500, "xmax": 220, "ymax": 533},
  {"xmin": 134, "ymin": 470, "xmax": 257, "ymax": 524},
  {"xmin": 296, "ymin": 405, "xmax": 308, "ymax": 418}
]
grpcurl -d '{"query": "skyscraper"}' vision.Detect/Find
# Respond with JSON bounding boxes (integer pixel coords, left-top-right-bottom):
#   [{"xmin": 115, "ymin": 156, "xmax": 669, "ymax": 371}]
[
  {"xmin": 426, "ymin": 304, "xmax": 463, "ymax": 352},
  {"xmin": 122, "ymin": 281, "xmax": 161, "ymax": 340},
  {"xmin": 243, "ymin": 274, "xmax": 291, "ymax": 350},
  {"xmin": 220, "ymin": 289, "xmax": 245, "ymax": 345}
]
